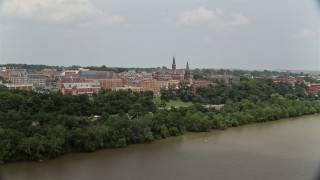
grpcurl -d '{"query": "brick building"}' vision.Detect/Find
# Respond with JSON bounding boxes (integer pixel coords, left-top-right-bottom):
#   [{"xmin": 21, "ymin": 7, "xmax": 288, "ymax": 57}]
[
  {"xmin": 211, "ymin": 72, "xmax": 240, "ymax": 86},
  {"xmin": 57, "ymin": 77, "xmax": 87, "ymax": 90},
  {"xmin": 26, "ymin": 74, "xmax": 46, "ymax": 86},
  {"xmin": 79, "ymin": 71, "xmax": 125, "ymax": 89},
  {"xmin": 8, "ymin": 69, "xmax": 28, "ymax": 84},
  {"xmin": 112, "ymin": 86, "xmax": 144, "ymax": 93},
  {"xmin": 307, "ymin": 84, "xmax": 320, "ymax": 94},
  {"xmin": 139, "ymin": 79, "xmax": 180, "ymax": 96},
  {"xmin": 0, "ymin": 69, "xmax": 10, "ymax": 79},
  {"xmin": 192, "ymin": 80, "xmax": 213, "ymax": 88},
  {"xmin": 60, "ymin": 81, "xmax": 100, "ymax": 96},
  {"xmin": 154, "ymin": 56, "xmax": 192, "ymax": 82},
  {"xmin": 37, "ymin": 69, "xmax": 63, "ymax": 80}
]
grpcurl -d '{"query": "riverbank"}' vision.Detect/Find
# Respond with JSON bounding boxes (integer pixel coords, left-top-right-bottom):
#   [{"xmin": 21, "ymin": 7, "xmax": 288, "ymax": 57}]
[
  {"xmin": 2, "ymin": 114, "xmax": 320, "ymax": 180},
  {"xmin": 2, "ymin": 97, "xmax": 320, "ymax": 166}
]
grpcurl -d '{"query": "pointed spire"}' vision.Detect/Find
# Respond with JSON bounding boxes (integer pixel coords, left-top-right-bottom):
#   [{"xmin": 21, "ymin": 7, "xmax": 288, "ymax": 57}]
[
  {"xmin": 184, "ymin": 61, "xmax": 191, "ymax": 80},
  {"xmin": 186, "ymin": 61, "xmax": 189, "ymax": 70},
  {"xmin": 172, "ymin": 56, "xmax": 176, "ymax": 72}
]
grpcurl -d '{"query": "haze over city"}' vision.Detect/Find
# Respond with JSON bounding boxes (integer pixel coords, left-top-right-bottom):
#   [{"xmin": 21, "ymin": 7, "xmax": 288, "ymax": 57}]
[{"xmin": 0, "ymin": 0, "xmax": 319, "ymax": 70}]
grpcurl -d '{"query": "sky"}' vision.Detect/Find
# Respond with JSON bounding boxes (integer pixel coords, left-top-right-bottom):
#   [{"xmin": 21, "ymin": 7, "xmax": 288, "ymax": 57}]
[{"xmin": 0, "ymin": 0, "xmax": 319, "ymax": 70}]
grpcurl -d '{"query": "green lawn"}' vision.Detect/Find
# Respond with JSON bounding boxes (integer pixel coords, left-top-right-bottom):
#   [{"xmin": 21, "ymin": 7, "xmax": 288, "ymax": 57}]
[
  {"xmin": 153, "ymin": 97, "xmax": 193, "ymax": 108},
  {"xmin": 166, "ymin": 100, "xmax": 193, "ymax": 108}
]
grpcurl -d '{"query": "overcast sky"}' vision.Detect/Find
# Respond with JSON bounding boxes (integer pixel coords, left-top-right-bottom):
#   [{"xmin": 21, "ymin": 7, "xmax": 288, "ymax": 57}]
[{"xmin": 0, "ymin": 0, "xmax": 319, "ymax": 70}]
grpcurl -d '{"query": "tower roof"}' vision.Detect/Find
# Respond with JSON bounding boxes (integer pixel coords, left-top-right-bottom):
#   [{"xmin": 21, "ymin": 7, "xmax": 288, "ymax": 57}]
[
  {"xmin": 173, "ymin": 56, "xmax": 176, "ymax": 65},
  {"xmin": 186, "ymin": 61, "xmax": 190, "ymax": 70}
]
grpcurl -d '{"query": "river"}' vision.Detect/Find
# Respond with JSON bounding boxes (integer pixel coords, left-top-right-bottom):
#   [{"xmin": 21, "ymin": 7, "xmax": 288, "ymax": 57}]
[{"xmin": 1, "ymin": 115, "xmax": 320, "ymax": 180}]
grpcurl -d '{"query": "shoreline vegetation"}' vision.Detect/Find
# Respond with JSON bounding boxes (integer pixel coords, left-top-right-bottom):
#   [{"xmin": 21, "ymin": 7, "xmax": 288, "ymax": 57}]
[{"xmin": 1, "ymin": 79, "xmax": 320, "ymax": 165}]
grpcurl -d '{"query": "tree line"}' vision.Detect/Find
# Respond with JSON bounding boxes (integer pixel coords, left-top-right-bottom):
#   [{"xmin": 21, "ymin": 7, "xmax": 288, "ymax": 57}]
[
  {"xmin": 161, "ymin": 78, "xmax": 314, "ymax": 104},
  {"xmin": 192, "ymin": 68, "xmax": 317, "ymax": 83}
]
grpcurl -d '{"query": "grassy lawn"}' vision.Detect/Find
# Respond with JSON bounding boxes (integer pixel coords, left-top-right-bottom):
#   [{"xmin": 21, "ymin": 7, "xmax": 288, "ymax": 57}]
[
  {"xmin": 166, "ymin": 100, "xmax": 193, "ymax": 108},
  {"xmin": 153, "ymin": 97, "xmax": 193, "ymax": 108}
]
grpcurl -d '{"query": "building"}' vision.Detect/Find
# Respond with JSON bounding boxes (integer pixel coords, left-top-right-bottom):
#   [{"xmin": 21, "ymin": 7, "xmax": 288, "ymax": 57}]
[
  {"xmin": 57, "ymin": 77, "xmax": 87, "ymax": 90},
  {"xmin": 192, "ymin": 80, "xmax": 213, "ymax": 88},
  {"xmin": 210, "ymin": 72, "xmax": 240, "ymax": 86},
  {"xmin": 307, "ymin": 84, "xmax": 320, "ymax": 94},
  {"xmin": 8, "ymin": 69, "xmax": 28, "ymax": 84},
  {"xmin": 139, "ymin": 79, "xmax": 180, "ymax": 96},
  {"xmin": 184, "ymin": 61, "xmax": 193, "ymax": 80},
  {"xmin": 112, "ymin": 86, "xmax": 144, "ymax": 93},
  {"xmin": 62, "ymin": 70, "xmax": 80, "ymax": 77},
  {"xmin": 60, "ymin": 81, "xmax": 100, "ymax": 96},
  {"xmin": 5, "ymin": 84, "xmax": 33, "ymax": 91},
  {"xmin": 57, "ymin": 70, "xmax": 127, "ymax": 95},
  {"xmin": 0, "ymin": 69, "xmax": 10, "ymax": 79},
  {"xmin": 172, "ymin": 56, "xmax": 176, "ymax": 73},
  {"xmin": 6, "ymin": 69, "xmax": 46, "ymax": 87},
  {"xmin": 154, "ymin": 57, "xmax": 192, "ymax": 82},
  {"xmin": 99, "ymin": 77, "xmax": 124, "ymax": 89},
  {"xmin": 37, "ymin": 69, "xmax": 63, "ymax": 80},
  {"xmin": 26, "ymin": 74, "xmax": 46, "ymax": 86},
  {"xmin": 273, "ymin": 76, "xmax": 297, "ymax": 84},
  {"xmin": 80, "ymin": 71, "xmax": 125, "ymax": 89}
]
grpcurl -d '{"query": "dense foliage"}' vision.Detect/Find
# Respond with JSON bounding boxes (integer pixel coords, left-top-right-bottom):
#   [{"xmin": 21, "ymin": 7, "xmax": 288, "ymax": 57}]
[
  {"xmin": 161, "ymin": 79, "xmax": 312, "ymax": 104},
  {"xmin": 192, "ymin": 68, "xmax": 317, "ymax": 82},
  {"xmin": 0, "ymin": 79, "xmax": 319, "ymax": 165},
  {"xmin": 0, "ymin": 89, "xmax": 156, "ymax": 163}
]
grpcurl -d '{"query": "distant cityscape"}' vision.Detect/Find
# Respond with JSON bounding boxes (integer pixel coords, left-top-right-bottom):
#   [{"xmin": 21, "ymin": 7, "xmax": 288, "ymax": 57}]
[{"xmin": 0, "ymin": 56, "xmax": 319, "ymax": 96}]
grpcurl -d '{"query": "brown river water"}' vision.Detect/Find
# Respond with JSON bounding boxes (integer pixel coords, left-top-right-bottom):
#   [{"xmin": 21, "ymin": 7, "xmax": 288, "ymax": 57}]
[{"xmin": 1, "ymin": 115, "xmax": 320, "ymax": 180}]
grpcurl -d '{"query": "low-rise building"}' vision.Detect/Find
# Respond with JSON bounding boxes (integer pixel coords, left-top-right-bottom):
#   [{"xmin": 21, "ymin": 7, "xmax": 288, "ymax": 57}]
[
  {"xmin": 26, "ymin": 74, "xmax": 46, "ymax": 86},
  {"xmin": 112, "ymin": 86, "xmax": 144, "ymax": 93},
  {"xmin": 37, "ymin": 69, "xmax": 64, "ymax": 80},
  {"xmin": 61, "ymin": 70, "xmax": 80, "ymax": 77},
  {"xmin": 60, "ymin": 81, "xmax": 100, "ymax": 96},
  {"xmin": 57, "ymin": 77, "xmax": 87, "ymax": 89},
  {"xmin": 8, "ymin": 69, "xmax": 28, "ymax": 84},
  {"xmin": 99, "ymin": 77, "xmax": 124, "ymax": 89},
  {"xmin": 0, "ymin": 69, "xmax": 10, "ymax": 79},
  {"xmin": 273, "ymin": 76, "xmax": 297, "ymax": 84},
  {"xmin": 139, "ymin": 79, "xmax": 180, "ymax": 96},
  {"xmin": 210, "ymin": 72, "xmax": 240, "ymax": 86},
  {"xmin": 192, "ymin": 80, "xmax": 213, "ymax": 88},
  {"xmin": 80, "ymin": 71, "xmax": 125, "ymax": 89},
  {"xmin": 5, "ymin": 84, "xmax": 33, "ymax": 91},
  {"xmin": 307, "ymin": 84, "xmax": 320, "ymax": 94}
]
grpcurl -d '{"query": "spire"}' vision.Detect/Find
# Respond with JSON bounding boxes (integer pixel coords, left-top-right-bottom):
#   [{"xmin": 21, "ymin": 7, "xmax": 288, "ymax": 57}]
[
  {"xmin": 184, "ymin": 61, "xmax": 191, "ymax": 80},
  {"xmin": 186, "ymin": 61, "xmax": 189, "ymax": 70},
  {"xmin": 172, "ymin": 56, "xmax": 176, "ymax": 72}
]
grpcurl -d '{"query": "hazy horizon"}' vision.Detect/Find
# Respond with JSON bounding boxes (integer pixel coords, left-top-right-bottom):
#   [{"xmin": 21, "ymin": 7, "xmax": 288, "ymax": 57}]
[{"xmin": 0, "ymin": 0, "xmax": 319, "ymax": 71}]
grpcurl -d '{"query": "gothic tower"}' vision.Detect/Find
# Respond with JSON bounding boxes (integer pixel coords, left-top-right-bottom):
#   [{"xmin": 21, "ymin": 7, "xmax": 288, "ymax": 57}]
[
  {"xmin": 172, "ymin": 56, "xmax": 176, "ymax": 73},
  {"xmin": 184, "ymin": 61, "xmax": 193, "ymax": 80}
]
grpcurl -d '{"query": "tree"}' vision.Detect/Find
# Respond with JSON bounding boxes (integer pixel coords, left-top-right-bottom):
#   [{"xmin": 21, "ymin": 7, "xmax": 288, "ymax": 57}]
[
  {"xmin": 185, "ymin": 112, "xmax": 212, "ymax": 132},
  {"xmin": 128, "ymin": 103, "xmax": 148, "ymax": 118},
  {"xmin": 19, "ymin": 135, "xmax": 46, "ymax": 161},
  {"xmin": 0, "ymin": 84, "xmax": 7, "ymax": 91}
]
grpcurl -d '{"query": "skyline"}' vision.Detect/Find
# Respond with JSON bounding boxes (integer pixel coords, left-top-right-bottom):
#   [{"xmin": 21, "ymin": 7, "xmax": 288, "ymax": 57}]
[
  {"xmin": 1, "ymin": 58, "xmax": 320, "ymax": 73},
  {"xmin": 0, "ymin": 0, "xmax": 319, "ymax": 70}
]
